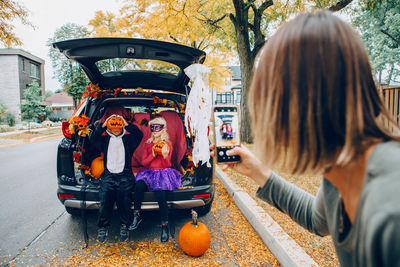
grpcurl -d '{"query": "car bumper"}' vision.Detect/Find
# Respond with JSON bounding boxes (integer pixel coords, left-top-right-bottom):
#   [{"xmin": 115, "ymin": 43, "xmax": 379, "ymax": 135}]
[{"xmin": 58, "ymin": 183, "xmax": 214, "ymax": 210}]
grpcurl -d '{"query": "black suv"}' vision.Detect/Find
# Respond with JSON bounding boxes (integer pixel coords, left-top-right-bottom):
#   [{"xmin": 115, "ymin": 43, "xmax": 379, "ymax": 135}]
[{"xmin": 54, "ymin": 38, "xmax": 214, "ymax": 216}]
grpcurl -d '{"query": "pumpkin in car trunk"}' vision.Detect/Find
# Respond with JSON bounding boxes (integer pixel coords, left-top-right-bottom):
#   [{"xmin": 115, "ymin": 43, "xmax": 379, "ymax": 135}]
[
  {"xmin": 91, "ymin": 156, "xmax": 104, "ymax": 179},
  {"xmin": 178, "ymin": 210, "xmax": 210, "ymax": 256},
  {"xmin": 106, "ymin": 115, "xmax": 124, "ymax": 132}
]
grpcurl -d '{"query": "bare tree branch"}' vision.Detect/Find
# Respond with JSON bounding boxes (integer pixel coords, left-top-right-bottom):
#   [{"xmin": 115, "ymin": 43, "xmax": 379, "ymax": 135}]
[
  {"xmin": 328, "ymin": 0, "xmax": 353, "ymax": 12},
  {"xmin": 381, "ymin": 29, "xmax": 400, "ymax": 47},
  {"xmin": 259, "ymin": 0, "xmax": 274, "ymax": 13}
]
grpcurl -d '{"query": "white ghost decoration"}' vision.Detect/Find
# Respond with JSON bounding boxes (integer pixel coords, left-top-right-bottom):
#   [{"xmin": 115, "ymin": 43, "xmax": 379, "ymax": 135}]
[{"xmin": 184, "ymin": 64, "xmax": 212, "ymax": 167}]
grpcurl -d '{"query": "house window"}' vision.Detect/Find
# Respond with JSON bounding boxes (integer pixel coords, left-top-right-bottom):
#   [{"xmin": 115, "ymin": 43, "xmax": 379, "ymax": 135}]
[
  {"xmin": 30, "ymin": 63, "xmax": 40, "ymax": 79},
  {"xmin": 236, "ymin": 91, "xmax": 241, "ymax": 104},
  {"xmin": 215, "ymin": 92, "xmax": 233, "ymax": 104},
  {"xmin": 22, "ymin": 59, "xmax": 25, "ymax": 72}
]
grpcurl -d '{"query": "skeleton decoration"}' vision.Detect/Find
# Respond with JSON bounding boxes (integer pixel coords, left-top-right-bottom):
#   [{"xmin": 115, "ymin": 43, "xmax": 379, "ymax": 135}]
[{"xmin": 184, "ymin": 64, "xmax": 212, "ymax": 167}]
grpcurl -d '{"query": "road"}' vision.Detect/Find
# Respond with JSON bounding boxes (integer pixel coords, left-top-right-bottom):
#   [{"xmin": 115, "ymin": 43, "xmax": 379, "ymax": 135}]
[
  {"xmin": 0, "ymin": 137, "xmax": 64, "ymax": 265},
  {"xmin": 0, "ymin": 137, "xmax": 274, "ymax": 266}
]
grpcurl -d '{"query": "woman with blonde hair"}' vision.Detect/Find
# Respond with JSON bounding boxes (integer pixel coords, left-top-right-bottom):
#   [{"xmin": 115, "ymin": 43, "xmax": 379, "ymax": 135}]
[
  {"xmin": 215, "ymin": 10, "xmax": 400, "ymax": 266},
  {"xmin": 130, "ymin": 116, "xmax": 181, "ymax": 243}
]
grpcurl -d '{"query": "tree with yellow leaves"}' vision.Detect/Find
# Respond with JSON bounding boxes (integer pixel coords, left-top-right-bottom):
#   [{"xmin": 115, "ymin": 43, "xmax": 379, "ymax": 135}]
[
  {"xmin": 0, "ymin": 0, "xmax": 33, "ymax": 47},
  {"xmin": 90, "ymin": 0, "xmax": 354, "ymax": 142}
]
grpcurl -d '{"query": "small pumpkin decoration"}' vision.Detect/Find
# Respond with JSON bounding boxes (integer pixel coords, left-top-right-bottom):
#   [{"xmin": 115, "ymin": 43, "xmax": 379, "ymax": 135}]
[
  {"xmin": 178, "ymin": 210, "xmax": 211, "ymax": 257},
  {"xmin": 106, "ymin": 115, "xmax": 124, "ymax": 132},
  {"xmin": 153, "ymin": 140, "xmax": 169, "ymax": 156},
  {"xmin": 91, "ymin": 156, "xmax": 104, "ymax": 179}
]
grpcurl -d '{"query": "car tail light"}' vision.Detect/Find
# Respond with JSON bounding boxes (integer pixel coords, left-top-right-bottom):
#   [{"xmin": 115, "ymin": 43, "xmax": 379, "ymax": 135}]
[
  {"xmin": 58, "ymin": 193, "xmax": 75, "ymax": 200},
  {"xmin": 62, "ymin": 121, "xmax": 72, "ymax": 139},
  {"xmin": 193, "ymin": 193, "xmax": 210, "ymax": 200}
]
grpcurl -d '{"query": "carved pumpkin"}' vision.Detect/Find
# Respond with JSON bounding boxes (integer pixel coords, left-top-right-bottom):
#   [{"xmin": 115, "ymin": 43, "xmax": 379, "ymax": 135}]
[
  {"xmin": 106, "ymin": 116, "xmax": 124, "ymax": 132},
  {"xmin": 178, "ymin": 210, "xmax": 210, "ymax": 257},
  {"xmin": 153, "ymin": 140, "xmax": 169, "ymax": 156},
  {"xmin": 91, "ymin": 156, "xmax": 104, "ymax": 179}
]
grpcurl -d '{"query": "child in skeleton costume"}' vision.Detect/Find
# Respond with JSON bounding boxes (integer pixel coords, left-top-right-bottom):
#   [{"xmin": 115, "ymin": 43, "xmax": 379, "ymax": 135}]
[
  {"xmin": 90, "ymin": 111, "xmax": 143, "ymax": 243},
  {"xmin": 129, "ymin": 116, "xmax": 181, "ymax": 243}
]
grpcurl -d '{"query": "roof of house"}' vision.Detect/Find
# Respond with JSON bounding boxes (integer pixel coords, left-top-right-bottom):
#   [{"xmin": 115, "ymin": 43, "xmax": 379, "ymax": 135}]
[
  {"xmin": 0, "ymin": 48, "xmax": 45, "ymax": 64},
  {"xmin": 231, "ymin": 83, "xmax": 242, "ymax": 89},
  {"xmin": 45, "ymin": 92, "xmax": 73, "ymax": 104}
]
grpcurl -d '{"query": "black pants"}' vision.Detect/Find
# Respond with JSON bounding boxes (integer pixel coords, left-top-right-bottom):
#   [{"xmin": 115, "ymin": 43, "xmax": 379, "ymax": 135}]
[
  {"xmin": 98, "ymin": 172, "xmax": 134, "ymax": 228},
  {"xmin": 133, "ymin": 180, "xmax": 169, "ymax": 222}
]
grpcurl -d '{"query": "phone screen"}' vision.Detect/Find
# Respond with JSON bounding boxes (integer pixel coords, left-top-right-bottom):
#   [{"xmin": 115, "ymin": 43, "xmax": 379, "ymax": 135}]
[{"xmin": 213, "ymin": 106, "xmax": 241, "ymax": 163}]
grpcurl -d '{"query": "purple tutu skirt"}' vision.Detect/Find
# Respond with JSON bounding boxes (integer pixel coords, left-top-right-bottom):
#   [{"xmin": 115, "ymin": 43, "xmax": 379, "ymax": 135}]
[{"xmin": 135, "ymin": 168, "xmax": 182, "ymax": 191}]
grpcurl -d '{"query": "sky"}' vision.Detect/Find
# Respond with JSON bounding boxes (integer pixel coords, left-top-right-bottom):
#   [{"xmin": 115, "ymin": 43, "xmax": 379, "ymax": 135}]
[{"xmin": 13, "ymin": 0, "xmax": 122, "ymax": 92}]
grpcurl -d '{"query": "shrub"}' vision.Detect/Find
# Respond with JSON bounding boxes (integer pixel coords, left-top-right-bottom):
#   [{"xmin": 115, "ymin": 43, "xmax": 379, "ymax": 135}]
[{"xmin": 5, "ymin": 113, "xmax": 15, "ymax": 127}]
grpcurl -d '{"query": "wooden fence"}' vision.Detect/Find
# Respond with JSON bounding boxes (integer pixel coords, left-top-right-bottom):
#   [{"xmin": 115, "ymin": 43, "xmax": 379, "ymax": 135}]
[{"xmin": 378, "ymin": 86, "xmax": 400, "ymax": 134}]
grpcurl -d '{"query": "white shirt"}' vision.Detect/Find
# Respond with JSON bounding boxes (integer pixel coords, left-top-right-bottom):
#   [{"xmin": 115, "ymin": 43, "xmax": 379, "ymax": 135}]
[{"xmin": 106, "ymin": 129, "xmax": 125, "ymax": 173}]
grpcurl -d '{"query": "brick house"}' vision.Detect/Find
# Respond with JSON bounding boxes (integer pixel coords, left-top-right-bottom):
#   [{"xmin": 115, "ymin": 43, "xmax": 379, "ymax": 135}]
[{"xmin": 0, "ymin": 49, "xmax": 45, "ymax": 121}]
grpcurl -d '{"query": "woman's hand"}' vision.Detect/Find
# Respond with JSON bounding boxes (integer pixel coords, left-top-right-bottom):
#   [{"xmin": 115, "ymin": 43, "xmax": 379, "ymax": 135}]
[{"xmin": 210, "ymin": 144, "xmax": 272, "ymax": 187}]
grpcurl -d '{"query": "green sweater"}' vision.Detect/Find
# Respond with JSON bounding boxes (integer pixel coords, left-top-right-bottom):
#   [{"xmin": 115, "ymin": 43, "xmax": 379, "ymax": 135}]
[{"xmin": 256, "ymin": 141, "xmax": 400, "ymax": 266}]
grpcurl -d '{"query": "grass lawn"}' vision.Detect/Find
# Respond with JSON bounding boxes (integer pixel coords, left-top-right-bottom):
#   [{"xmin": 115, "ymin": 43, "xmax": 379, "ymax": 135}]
[
  {"xmin": 0, "ymin": 128, "xmax": 62, "ymax": 140},
  {"xmin": 225, "ymin": 143, "xmax": 339, "ymax": 267}
]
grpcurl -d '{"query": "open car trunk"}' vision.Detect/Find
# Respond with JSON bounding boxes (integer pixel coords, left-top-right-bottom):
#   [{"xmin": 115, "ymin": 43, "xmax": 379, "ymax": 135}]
[{"xmin": 52, "ymin": 38, "xmax": 206, "ymax": 94}]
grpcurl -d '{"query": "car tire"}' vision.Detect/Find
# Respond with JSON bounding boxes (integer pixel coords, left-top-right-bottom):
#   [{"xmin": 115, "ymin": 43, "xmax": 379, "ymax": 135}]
[
  {"xmin": 65, "ymin": 207, "xmax": 81, "ymax": 216},
  {"xmin": 193, "ymin": 197, "xmax": 213, "ymax": 216}
]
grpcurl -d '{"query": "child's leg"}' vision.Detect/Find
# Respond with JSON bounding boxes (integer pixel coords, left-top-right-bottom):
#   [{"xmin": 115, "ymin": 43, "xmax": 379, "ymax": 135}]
[
  {"xmin": 154, "ymin": 190, "xmax": 169, "ymax": 243},
  {"xmin": 154, "ymin": 190, "xmax": 168, "ymax": 222},
  {"xmin": 98, "ymin": 175, "xmax": 117, "ymax": 228},
  {"xmin": 133, "ymin": 180, "xmax": 147, "ymax": 212},
  {"xmin": 129, "ymin": 180, "xmax": 147, "ymax": 230},
  {"xmin": 116, "ymin": 175, "xmax": 134, "ymax": 226}
]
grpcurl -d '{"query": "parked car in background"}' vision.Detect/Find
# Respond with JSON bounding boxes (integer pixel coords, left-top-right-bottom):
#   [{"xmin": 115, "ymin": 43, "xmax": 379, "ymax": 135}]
[{"xmin": 54, "ymin": 38, "xmax": 214, "ymax": 216}]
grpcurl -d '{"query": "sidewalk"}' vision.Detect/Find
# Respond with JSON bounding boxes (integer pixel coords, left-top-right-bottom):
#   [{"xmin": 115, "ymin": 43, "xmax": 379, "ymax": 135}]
[{"xmin": 215, "ymin": 167, "xmax": 318, "ymax": 267}]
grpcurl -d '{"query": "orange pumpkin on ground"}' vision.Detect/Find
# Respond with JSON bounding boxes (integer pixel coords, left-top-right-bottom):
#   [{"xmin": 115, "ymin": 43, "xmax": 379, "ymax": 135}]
[
  {"xmin": 106, "ymin": 116, "xmax": 124, "ymax": 132},
  {"xmin": 91, "ymin": 156, "xmax": 104, "ymax": 179},
  {"xmin": 153, "ymin": 140, "xmax": 169, "ymax": 156},
  {"xmin": 178, "ymin": 210, "xmax": 211, "ymax": 257}
]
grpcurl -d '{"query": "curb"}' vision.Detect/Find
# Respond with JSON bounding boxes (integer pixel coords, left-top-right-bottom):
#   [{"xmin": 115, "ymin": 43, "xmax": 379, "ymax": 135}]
[{"xmin": 215, "ymin": 167, "xmax": 318, "ymax": 267}]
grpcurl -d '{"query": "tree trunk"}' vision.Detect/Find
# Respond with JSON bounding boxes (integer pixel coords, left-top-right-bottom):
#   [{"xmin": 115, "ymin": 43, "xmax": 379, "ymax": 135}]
[
  {"xmin": 230, "ymin": 0, "xmax": 255, "ymax": 144},
  {"xmin": 386, "ymin": 63, "xmax": 394, "ymax": 85}
]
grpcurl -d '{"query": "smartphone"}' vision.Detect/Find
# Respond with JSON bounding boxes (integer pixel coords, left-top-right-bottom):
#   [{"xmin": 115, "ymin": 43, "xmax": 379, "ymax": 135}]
[{"xmin": 213, "ymin": 105, "xmax": 241, "ymax": 163}]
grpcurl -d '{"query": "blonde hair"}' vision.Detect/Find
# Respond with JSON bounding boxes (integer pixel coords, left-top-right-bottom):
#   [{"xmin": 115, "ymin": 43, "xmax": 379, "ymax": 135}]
[
  {"xmin": 249, "ymin": 10, "xmax": 399, "ymax": 175},
  {"xmin": 147, "ymin": 117, "xmax": 170, "ymax": 143}
]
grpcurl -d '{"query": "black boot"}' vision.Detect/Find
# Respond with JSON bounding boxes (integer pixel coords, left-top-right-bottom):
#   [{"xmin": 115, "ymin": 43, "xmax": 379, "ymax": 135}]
[
  {"xmin": 161, "ymin": 221, "xmax": 169, "ymax": 243},
  {"xmin": 129, "ymin": 210, "xmax": 142, "ymax": 230}
]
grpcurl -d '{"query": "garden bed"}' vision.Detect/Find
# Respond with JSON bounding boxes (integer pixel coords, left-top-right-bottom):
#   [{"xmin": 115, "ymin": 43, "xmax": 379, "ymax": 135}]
[{"xmin": 0, "ymin": 128, "xmax": 61, "ymax": 140}]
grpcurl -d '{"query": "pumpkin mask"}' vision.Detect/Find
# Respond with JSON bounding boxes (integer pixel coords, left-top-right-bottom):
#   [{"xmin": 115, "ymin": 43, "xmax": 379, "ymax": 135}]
[{"xmin": 106, "ymin": 115, "xmax": 125, "ymax": 135}]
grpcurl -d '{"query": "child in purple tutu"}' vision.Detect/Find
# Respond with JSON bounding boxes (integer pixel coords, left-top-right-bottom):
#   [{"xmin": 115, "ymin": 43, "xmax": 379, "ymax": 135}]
[{"xmin": 129, "ymin": 116, "xmax": 181, "ymax": 243}]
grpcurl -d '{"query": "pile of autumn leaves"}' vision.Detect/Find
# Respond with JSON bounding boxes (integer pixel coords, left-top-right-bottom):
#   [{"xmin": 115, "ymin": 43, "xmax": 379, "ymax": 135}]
[{"xmin": 43, "ymin": 179, "xmax": 277, "ymax": 266}]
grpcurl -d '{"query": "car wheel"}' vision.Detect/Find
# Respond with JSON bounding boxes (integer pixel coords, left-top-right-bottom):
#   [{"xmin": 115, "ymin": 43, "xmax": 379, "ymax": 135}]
[
  {"xmin": 65, "ymin": 207, "xmax": 81, "ymax": 216},
  {"xmin": 193, "ymin": 197, "xmax": 213, "ymax": 216}
]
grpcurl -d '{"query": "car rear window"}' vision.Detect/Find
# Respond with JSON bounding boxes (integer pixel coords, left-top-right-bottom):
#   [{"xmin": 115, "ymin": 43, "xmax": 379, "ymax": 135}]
[{"xmin": 95, "ymin": 59, "xmax": 180, "ymax": 75}]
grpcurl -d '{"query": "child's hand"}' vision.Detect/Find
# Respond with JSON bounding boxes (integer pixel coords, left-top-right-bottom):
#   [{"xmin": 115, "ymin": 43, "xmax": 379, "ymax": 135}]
[
  {"xmin": 121, "ymin": 117, "xmax": 128, "ymax": 126},
  {"xmin": 161, "ymin": 144, "xmax": 169, "ymax": 159}
]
